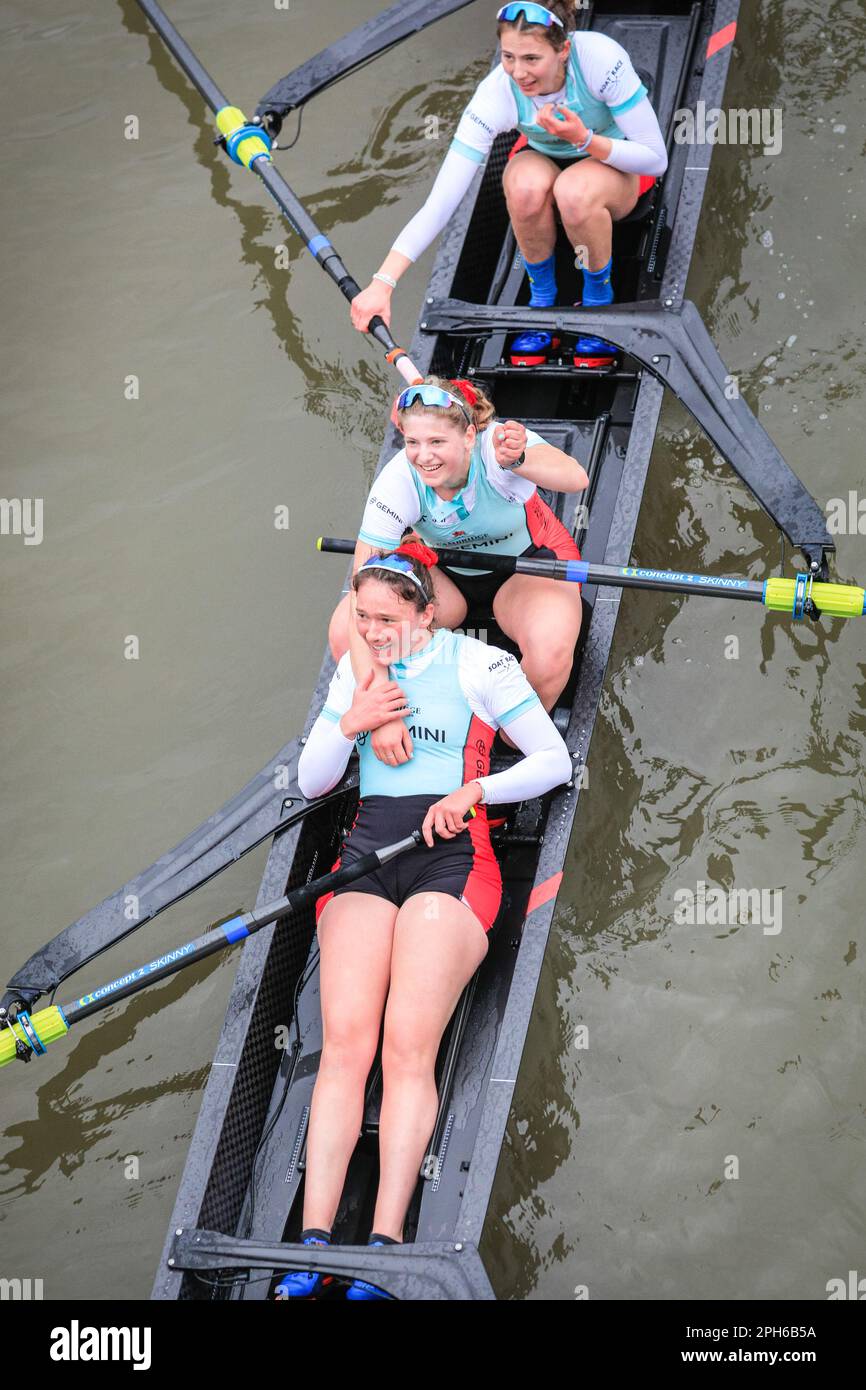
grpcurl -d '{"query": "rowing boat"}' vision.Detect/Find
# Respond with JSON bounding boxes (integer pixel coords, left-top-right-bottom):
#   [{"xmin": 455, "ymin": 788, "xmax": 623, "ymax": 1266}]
[
  {"xmin": 1, "ymin": 0, "xmax": 838, "ymax": 1300},
  {"xmin": 147, "ymin": 0, "xmax": 830, "ymax": 1299}
]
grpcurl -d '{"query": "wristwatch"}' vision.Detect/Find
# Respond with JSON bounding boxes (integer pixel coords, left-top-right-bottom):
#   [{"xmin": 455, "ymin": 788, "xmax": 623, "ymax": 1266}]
[{"xmin": 503, "ymin": 450, "xmax": 526, "ymax": 471}]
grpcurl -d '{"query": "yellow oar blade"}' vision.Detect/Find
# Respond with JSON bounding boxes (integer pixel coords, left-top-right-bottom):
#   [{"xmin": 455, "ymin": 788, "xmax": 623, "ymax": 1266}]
[
  {"xmin": 0, "ymin": 1006, "xmax": 69, "ymax": 1068},
  {"xmin": 764, "ymin": 577, "xmax": 866, "ymax": 619}
]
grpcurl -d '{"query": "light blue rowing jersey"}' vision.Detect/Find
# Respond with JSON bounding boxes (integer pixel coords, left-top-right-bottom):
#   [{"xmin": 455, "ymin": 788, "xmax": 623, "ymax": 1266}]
[
  {"xmin": 508, "ymin": 35, "xmax": 645, "ymax": 158},
  {"xmin": 319, "ymin": 629, "xmax": 540, "ymax": 797},
  {"xmin": 442, "ymin": 31, "xmax": 651, "ymax": 179},
  {"xmin": 359, "ymin": 424, "xmax": 554, "ymax": 573}
]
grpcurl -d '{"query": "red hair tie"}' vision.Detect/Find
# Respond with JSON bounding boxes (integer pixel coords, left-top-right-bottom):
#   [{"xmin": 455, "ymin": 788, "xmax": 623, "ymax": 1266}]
[
  {"xmin": 452, "ymin": 378, "xmax": 478, "ymax": 407},
  {"xmin": 394, "ymin": 540, "xmax": 439, "ymax": 569}
]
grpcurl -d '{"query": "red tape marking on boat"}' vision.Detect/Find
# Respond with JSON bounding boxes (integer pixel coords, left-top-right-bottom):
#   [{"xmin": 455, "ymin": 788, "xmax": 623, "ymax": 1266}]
[
  {"xmin": 706, "ymin": 21, "xmax": 736, "ymax": 58},
  {"xmin": 526, "ymin": 872, "xmax": 563, "ymax": 916}
]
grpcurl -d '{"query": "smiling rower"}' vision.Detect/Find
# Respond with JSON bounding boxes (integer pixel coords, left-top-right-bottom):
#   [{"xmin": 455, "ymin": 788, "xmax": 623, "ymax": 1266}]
[
  {"xmin": 276, "ymin": 542, "xmax": 571, "ymax": 1299},
  {"xmin": 328, "ymin": 376, "xmax": 587, "ymax": 764},
  {"xmin": 350, "ymin": 1, "xmax": 667, "ymax": 367}
]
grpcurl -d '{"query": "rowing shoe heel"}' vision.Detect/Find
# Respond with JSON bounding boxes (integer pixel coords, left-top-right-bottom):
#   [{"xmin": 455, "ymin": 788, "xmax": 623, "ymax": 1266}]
[
  {"xmin": 274, "ymin": 1228, "xmax": 333, "ymax": 1300},
  {"xmin": 345, "ymin": 1233, "xmax": 398, "ymax": 1301},
  {"xmin": 509, "ymin": 330, "xmax": 561, "ymax": 367}
]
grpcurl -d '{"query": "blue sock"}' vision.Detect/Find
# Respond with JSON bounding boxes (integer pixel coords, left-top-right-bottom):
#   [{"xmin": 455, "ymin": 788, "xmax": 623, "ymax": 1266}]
[
  {"xmin": 524, "ymin": 253, "xmax": 557, "ymax": 307},
  {"xmin": 581, "ymin": 257, "xmax": 614, "ymax": 307}
]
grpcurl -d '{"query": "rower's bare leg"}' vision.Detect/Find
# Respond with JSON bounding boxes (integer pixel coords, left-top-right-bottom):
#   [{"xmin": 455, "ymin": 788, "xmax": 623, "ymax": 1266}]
[
  {"xmin": 493, "ymin": 574, "xmax": 582, "ymax": 740},
  {"xmin": 300, "ymin": 894, "xmax": 396, "ymax": 1235},
  {"xmin": 502, "ymin": 150, "xmax": 561, "ymax": 264},
  {"xmin": 372, "ymin": 894, "xmax": 489, "ymax": 1239},
  {"xmin": 430, "ymin": 565, "xmax": 469, "ymax": 630},
  {"xmin": 552, "ymin": 161, "xmax": 640, "ymax": 272}
]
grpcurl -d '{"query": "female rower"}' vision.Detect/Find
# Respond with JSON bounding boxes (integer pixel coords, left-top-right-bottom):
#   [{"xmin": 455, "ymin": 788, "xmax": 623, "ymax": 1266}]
[
  {"xmin": 350, "ymin": 1, "xmax": 666, "ymax": 366},
  {"xmin": 276, "ymin": 542, "xmax": 571, "ymax": 1299},
  {"xmin": 328, "ymin": 377, "xmax": 588, "ymax": 761}
]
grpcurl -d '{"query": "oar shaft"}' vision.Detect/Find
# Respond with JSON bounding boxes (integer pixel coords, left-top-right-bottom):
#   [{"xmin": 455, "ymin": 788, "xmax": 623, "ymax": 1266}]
[
  {"xmin": 66, "ymin": 831, "xmax": 419, "ymax": 1023},
  {"xmin": 318, "ymin": 536, "xmax": 765, "ymax": 600},
  {"xmin": 137, "ymin": 0, "xmax": 229, "ymax": 110},
  {"xmin": 254, "ymin": 164, "xmax": 417, "ymax": 381},
  {"xmin": 135, "ymin": 0, "xmax": 421, "ymax": 384},
  {"xmin": 1, "ymin": 831, "xmax": 420, "ymax": 1065},
  {"xmin": 317, "ymin": 538, "xmax": 864, "ymax": 617}
]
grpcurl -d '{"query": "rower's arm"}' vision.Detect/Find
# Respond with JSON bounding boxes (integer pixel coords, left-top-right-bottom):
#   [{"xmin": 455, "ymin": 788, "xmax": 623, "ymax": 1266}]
[
  {"xmin": 351, "ymin": 70, "xmax": 507, "ymax": 331},
  {"xmin": 350, "ymin": 147, "xmax": 478, "ymax": 329},
  {"xmin": 346, "ymin": 539, "xmax": 381, "ymax": 685},
  {"xmin": 515, "ymin": 443, "xmax": 589, "ymax": 495},
  {"xmin": 475, "ymin": 703, "xmax": 571, "ymax": 805},
  {"xmin": 346, "ymin": 538, "xmax": 415, "ymax": 765},
  {"xmin": 373, "ymin": 249, "xmax": 413, "ymax": 290},
  {"xmin": 298, "ymin": 659, "xmax": 357, "ymax": 798}
]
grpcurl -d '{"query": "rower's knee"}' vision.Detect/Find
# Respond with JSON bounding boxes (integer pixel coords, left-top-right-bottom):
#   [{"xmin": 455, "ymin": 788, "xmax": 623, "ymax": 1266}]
[
  {"xmin": 552, "ymin": 175, "xmax": 598, "ymax": 227},
  {"xmin": 381, "ymin": 1019, "xmax": 436, "ymax": 1081},
  {"xmin": 520, "ymin": 629, "xmax": 576, "ymax": 683},
  {"xmin": 504, "ymin": 173, "xmax": 554, "ymax": 222},
  {"xmin": 320, "ymin": 1025, "xmax": 380, "ymax": 1082}
]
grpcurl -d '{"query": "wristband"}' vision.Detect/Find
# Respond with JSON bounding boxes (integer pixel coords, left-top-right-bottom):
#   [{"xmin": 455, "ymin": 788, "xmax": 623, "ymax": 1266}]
[
  {"xmin": 373, "ymin": 271, "xmax": 397, "ymax": 289},
  {"xmin": 503, "ymin": 450, "xmax": 526, "ymax": 471},
  {"xmin": 473, "ymin": 779, "xmax": 486, "ymax": 805},
  {"xmin": 575, "ymin": 128, "xmax": 594, "ymax": 154}
]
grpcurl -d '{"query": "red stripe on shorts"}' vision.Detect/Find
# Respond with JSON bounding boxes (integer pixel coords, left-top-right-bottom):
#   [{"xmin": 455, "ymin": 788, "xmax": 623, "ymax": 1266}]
[
  {"xmin": 523, "ymin": 492, "xmax": 582, "ymax": 560},
  {"xmin": 315, "ymin": 800, "xmax": 363, "ymax": 924},
  {"xmin": 461, "ymin": 715, "xmax": 502, "ymax": 932}
]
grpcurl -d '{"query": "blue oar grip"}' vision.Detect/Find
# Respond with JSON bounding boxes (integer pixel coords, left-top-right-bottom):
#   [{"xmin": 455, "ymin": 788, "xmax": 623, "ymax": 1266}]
[{"xmin": 221, "ymin": 915, "xmax": 250, "ymax": 944}]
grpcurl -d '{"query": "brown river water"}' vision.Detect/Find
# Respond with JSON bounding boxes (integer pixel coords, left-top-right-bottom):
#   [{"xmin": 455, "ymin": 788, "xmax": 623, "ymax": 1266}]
[{"xmin": 0, "ymin": 0, "xmax": 863, "ymax": 1300}]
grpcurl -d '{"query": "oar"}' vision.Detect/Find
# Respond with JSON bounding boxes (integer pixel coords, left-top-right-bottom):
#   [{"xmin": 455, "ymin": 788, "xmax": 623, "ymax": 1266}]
[
  {"xmin": 1, "ymin": 736, "xmax": 352, "ymax": 1018},
  {"xmin": 135, "ymin": 0, "xmax": 422, "ymax": 385},
  {"xmin": 317, "ymin": 537, "xmax": 865, "ymax": 621},
  {"xmin": 1, "ymin": 826, "xmax": 443, "ymax": 1068}
]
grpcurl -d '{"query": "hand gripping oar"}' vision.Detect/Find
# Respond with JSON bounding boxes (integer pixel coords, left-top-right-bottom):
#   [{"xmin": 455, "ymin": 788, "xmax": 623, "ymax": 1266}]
[
  {"xmin": 317, "ymin": 538, "xmax": 865, "ymax": 621},
  {"xmin": 0, "ymin": 825, "xmax": 448, "ymax": 1068},
  {"xmin": 135, "ymin": 0, "xmax": 422, "ymax": 386}
]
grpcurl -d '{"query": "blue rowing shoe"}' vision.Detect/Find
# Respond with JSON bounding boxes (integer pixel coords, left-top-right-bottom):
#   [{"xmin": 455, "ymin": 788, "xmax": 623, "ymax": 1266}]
[
  {"xmin": 345, "ymin": 1235, "xmax": 396, "ymax": 1301},
  {"xmin": 509, "ymin": 329, "xmax": 561, "ymax": 366},
  {"xmin": 274, "ymin": 1229, "xmax": 333, "ymax": 1299}
]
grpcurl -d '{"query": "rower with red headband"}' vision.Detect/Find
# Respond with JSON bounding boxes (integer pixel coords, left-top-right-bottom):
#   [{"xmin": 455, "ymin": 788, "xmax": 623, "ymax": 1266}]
[
  {"xmin": 350, "ymin": 2, "xmax": 667, "ymax": 367},
  {"xmin": 328, "ymin": 376, "xmax": 587, "ymax": 762},
  {"xmin": 275, "ymin": 540, "xmax": 571, "ymax": 1299}
]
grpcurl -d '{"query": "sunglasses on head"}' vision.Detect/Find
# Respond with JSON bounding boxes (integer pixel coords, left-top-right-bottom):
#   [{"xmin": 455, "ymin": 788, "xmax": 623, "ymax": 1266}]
[
  {"xmin": 396, "ymin": 385, "xmax": 473, "ymax": 426},
  {"xmin": 496, "ymin": 4, "xmax": 565, "ymax": 30}
]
